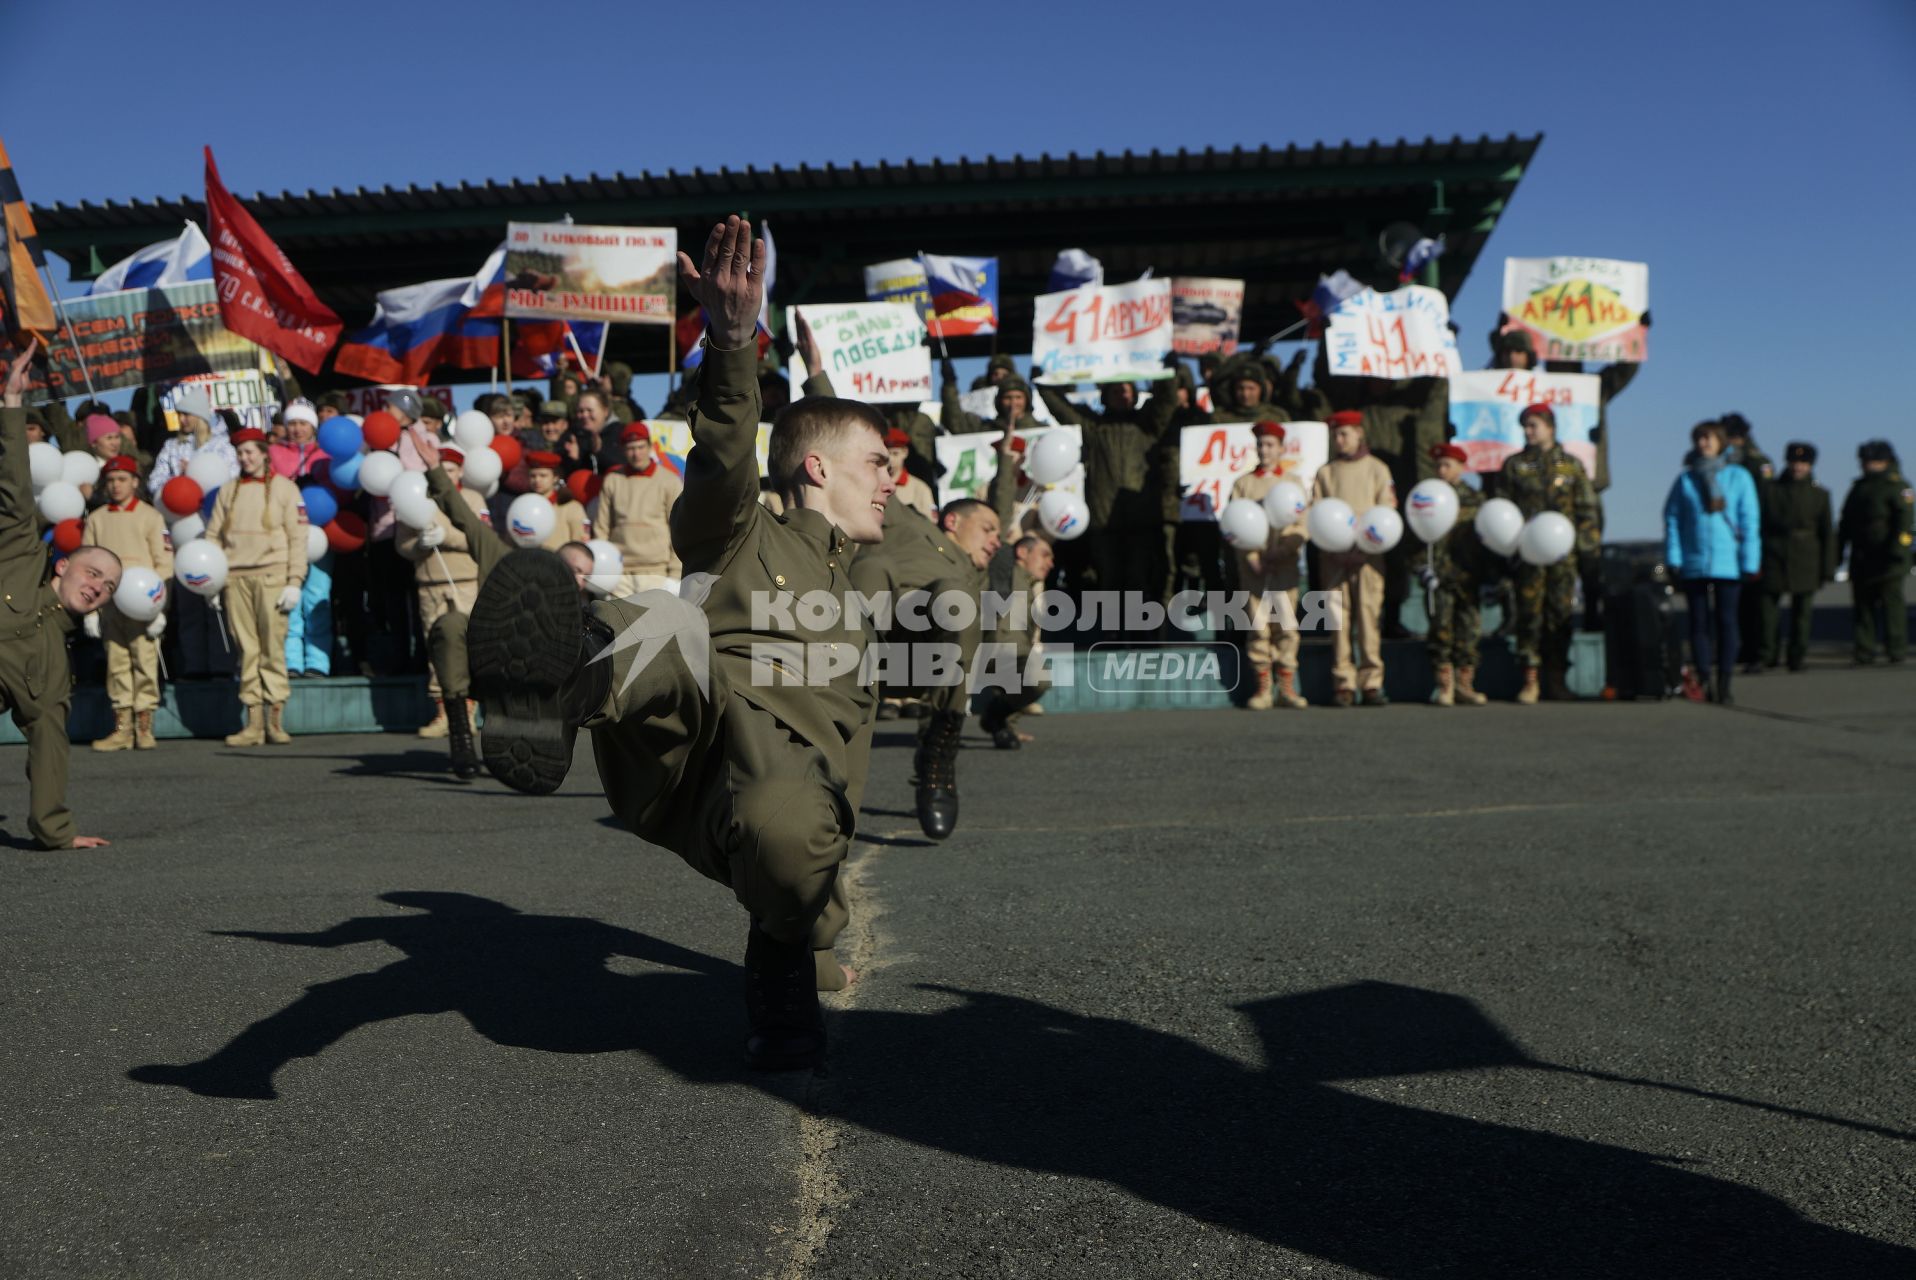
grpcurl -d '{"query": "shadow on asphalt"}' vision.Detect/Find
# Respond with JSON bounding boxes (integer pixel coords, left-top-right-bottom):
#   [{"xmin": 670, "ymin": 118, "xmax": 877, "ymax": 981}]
[{"xmin": 125, "ymin": 899, "xmax": 1914, "ymax": 1277}]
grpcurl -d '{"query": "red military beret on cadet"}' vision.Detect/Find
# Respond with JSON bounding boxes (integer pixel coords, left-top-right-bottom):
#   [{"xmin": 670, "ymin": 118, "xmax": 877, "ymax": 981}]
[
  {"xmin": 621, "ymin": 422, "xmax": 651, "ymax": 444},
  {"xmin": 885, "ymin": 428, "xmax": 911, "ymax": 448},
  {"xmin": 102, "ymin": 455, "xmax": 139, "ymax": 474},
  {"xmin": 441, "ymin": 447, "xmax": 465, "ymax": 465},
  {"xmin": 1327, "ymin": 410, "xmax": 1365, "ymax": 428},
  {"xmin": 1251, "ymin": 421, "xmax": 1286, "ymax": 441},
  {"xmin": 1430, "ymin": 442, "xmax": 1468, "ymax": 464},
  {"xmin": 526, "ymin": 451, "xmax": 562, "ymax": 471},
  {"xmin": 230, "ymin": 427, "xmax": 267, "ymax": 447},
  {"xmin": 1521, "ymin": 403, "xmax": 1556, "ymax": 424}
]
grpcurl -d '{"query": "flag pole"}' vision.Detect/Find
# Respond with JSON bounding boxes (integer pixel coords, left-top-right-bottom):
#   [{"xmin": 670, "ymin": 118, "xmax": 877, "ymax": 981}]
[
  {"xmin": 667, "ymin": 318, "xmax": 676, "ymax": 386},
  {"xmin": 35, "ymin": 263, "xmax": 99, "ymax": 401},
  {"xmin": 592, "ymin": 322, "xmax": 611, "ymax": 382},
  {"xmin": 500, "ymin": 313, "xmax": 513, "ymax": 391}
]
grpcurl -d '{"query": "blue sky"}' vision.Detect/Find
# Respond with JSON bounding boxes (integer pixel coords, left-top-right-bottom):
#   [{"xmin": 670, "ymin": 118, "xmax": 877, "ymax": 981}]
[{"xmin": 6, "ymin": 0, "xmax": 1911, "ymax": 536}]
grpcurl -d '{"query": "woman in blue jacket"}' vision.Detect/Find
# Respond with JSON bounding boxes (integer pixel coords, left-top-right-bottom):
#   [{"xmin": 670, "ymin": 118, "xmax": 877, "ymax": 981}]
[{"xmin": 1664, "ymin": 420, "xmax": 1762, "ymax": 703}]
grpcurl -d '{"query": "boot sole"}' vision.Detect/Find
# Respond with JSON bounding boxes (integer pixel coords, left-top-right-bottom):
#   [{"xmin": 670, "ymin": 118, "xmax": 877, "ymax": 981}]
[{"xmin": 469, "ymin": 552, "xmax": 583, "ymax": 796}]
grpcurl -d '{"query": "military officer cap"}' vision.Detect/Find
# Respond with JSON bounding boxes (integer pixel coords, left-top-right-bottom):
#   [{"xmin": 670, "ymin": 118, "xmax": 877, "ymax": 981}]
[
  {"xmin": 1785, "ymin": 441, "xmax": 1817, "ymax": 464},
  {"xmin": 537, "ymin": 399, "xmax": 569, "ymax": 421}
]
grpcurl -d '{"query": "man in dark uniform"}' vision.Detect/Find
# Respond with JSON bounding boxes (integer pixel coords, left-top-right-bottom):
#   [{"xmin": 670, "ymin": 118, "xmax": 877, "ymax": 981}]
[
  {"xmin": 1757, "ymin": 442, "xmax": 1834, "ymax": 672},
  {"xmin": 1722, "ymin": 413, "xmax": 1773, "ymax": 671},
  {"xmin": 468, "ymin": 217, "xmax": 893, "ymax": 1071},
  {"xmin": 0, "ymin": 340, "xmax": 120, "ymax": 849},
  {"xmin": 1837, "ymin": 440, "xmax": 1913, "ymax": 664},
  {"xmin": 1490, "ymin": 403, "xmax": 1600, "ymax": 703}
]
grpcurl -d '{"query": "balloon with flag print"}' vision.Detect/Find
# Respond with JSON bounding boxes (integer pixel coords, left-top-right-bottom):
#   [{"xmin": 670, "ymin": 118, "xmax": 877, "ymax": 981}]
[
  {"xmin": 505, "ymin": 493, "xmax": 556, "ymax": 548},
  {"xmin": 1037, "ymin": 489, "xmax": 1089, "ymax": 541},
  {"xmin": 174, "ymin": 539, "xmax": 229, "ymax": 597},
  {"xmin": 1260, "ymin": 480, "xmax": 1307, "ymax": 527},
  {"xmin": 1353, "ymin": 505, "xmax": 1404, "ymax": 555},
  {"xmin": 1404, "ymin": 478, "xmax": 1460, "ymax": 543},
  {"xmin": 113, "ymin": 566, "xmax": 166, "ymax": 623},
  {"xmin": 1307, "ymin": 498, "xmax": 1356, "ymax": 552}
]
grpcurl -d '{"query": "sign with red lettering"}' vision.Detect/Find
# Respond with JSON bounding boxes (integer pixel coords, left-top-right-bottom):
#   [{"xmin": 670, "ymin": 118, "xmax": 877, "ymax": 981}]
[
  {"xmin": 1448, "ymin": 370, "xmax": 1601, "ymax": 476},
  {"xmin": 1178, "ymin": 421, "xmax": 1328, "ymax": 521},
  {"xmin": 0, "ymin": 281, "xmax": 262, "ymax": 396},
  {"xmin": 1032, "ymin": 278, "xmax": 1175, "ymax": 384},
  {"xmin": 503, "ymin": 223, "xmax": 677, "ymax": 324},
  {"xmin": 1171, "ymin": 277, "xmax": 1244, "ymax": 356},
  {"xmin": 1325, "ymin": 286, "xmax": 1460, "ymax": 379},
  {"xmin": 784, "ymin": 302, "xmax": 931, "ymax": 403},
  {"xmin": 1502, "ymin": 256, "xmax": 1648, "ymax": 364}
]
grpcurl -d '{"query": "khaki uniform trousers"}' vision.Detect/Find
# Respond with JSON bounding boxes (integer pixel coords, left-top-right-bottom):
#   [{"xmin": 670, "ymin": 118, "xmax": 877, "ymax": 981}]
[
  {"xmin": 0, "ymin": 617, "xmax": 74, "ymax": 848},
  {"xmin": 1323, "ymin": 554, "xmax": 1386, "ymax": 693},
  {"xmin": 416, "ymin": 582, "xmax": 472, "ymax": 699},
  {"xmin": 586, "ymin": 591, "xmax": 864, "ymax": 952},
  {"xmin": 102, "ymin": 606, "xmax": 161, "ymax": 712},
  {"xmin": 224, "ymin": 573, "xmax": 290, "ymax": 707},
  {"xmin": 1239, "ymin": 564, "xmax": 1303, "ymax": 674}
]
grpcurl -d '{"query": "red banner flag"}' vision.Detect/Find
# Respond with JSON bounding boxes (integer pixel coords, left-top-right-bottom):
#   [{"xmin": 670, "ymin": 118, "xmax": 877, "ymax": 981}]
[{"xmin": 203, "ymin": 146, "xmax": 340, "ymax": 373}]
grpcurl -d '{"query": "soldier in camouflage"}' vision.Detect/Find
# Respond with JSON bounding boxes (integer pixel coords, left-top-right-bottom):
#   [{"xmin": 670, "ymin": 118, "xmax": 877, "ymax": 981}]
[
  {"xmin": 1491, "ymin": 403, "xmax": 1599, "ymax": 703},
  {"xmin": 1422, "ymin": 443, "xmax": 1489, "ymax": 707}
]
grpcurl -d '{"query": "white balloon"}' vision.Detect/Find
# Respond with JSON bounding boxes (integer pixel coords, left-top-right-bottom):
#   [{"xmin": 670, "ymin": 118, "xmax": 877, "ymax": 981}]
[
  {"xmin": 1404, "ymin": 478, "xmax": 1460, "ymax": 543},
  {"xmin": 505, "ymin": 493, "xmax": 557, "ymax": 548},
  {"xmin": 1519, "ymin": 511, "xmax": 1577, "ymax": 566},
  {"xmin": 169, "ymin": 514, "xmax": 205, "ymax": 546},
  {"xmin": 1475, "ymin": 497, "xmax": 1526, "ymax": 556},
  {"xmin": 482, "ymin": 476, "xmax": 500, "ymax": 499},
  {"xmin": 358, "ymin": 450, "xmax": 403, "ymax": 497},
  {"xmin": 452, "ymin": 410, "xmax": 495, "ymax": 452},
  {"xmin": 305, "ymin": 524, "xmax": 329, "ymax": 562},
  {"xmin": 1220, "ymin": 498, "xmax": 1271, "ymax": 551},
  {"xmin": 36, "ymin": 481, "xmax": 84, "ymax": 523},
  {"xmin": 61, "ymin": 451, "xmax": 102, "ymax": 487},
  {"xmin": 186, "ymin": 450, "xmax": 231, "ymax": 494},
  {"xmin": 585, "ymin": 539, "xmax": 624, "ymax": 596},
  {"xmin": 1260, "ymin": 480, "xmax": 1307, "ymax": 527},
  {"xmin": 1037, "ymin": 489, "xmax": 1089, "ymax": 541},
  {"xmin": 388, "ymin": 469, "xmax": 430, "ymax": 509},
  {"xmin": 1353, "ymin": 505, "xmax": 1404, "ymax": 555},
  {"xmin": 113, "ymin": 566, "xmax": 166, "ymax": 622},
  {"xmin": 1306, "ymin": 497, "xmax": 1356, "ymax": 552},
  {"xmin": 28, "ymin": 442, "xmax": 63, "ymax": 490},
  {"xmin": 174, "ymin": 539, "xmax": 229, "ymax": 597},
  {"xmin": 1026, "ymin": 431, "xmax": 1081, "ymax": 487},
  {"xmin": 458, "ymin": 447, "xmax": 502, "ymax": 490},
  {"xmin": 393, "ymin": 490, "xmax": 440, "ymax": 530}
]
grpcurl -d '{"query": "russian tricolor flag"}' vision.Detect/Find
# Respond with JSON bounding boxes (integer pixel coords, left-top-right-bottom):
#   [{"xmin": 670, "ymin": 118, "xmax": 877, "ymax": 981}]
[
  {"xmin": 919, "ymin": 252, "xmax": 998, "ymax": 337},
  {"xmin": 336, "ymin": 244, "xmax": 564, "ymax": 384}
]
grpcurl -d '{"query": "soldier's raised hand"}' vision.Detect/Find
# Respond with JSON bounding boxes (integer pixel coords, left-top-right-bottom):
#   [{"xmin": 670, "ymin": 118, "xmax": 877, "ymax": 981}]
[
  {"xmin": 677, "ymin": 216, "xmax": 764, "ymax": 353},
  {"xmin": 795, "ymin": 310, "xmax": 824, "ymax": 378},
  {"xmin": 3, "ymin": 337, "xmax": 40, "ymax": 407}
]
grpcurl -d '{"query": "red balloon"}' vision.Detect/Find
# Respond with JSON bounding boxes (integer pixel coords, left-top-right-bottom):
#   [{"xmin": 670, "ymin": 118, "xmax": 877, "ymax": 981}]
[
  {"xmin": 160, "ymin": 476, "xmax": 204, "ymax": 517},
  {"xmin": 565, "ymin": 469, "xmax": 600, "ymax": 503},
  {"xmin": 325, "ymin": 511, "xmax": 368, "ymax": 554},
  {"xmin": 361, "ymin": 410, "xmax": 402, "ymax": 452},
  {"xmin": 489, "ymin": 435, "xmax": 522, "ymax": 472},
  {"xmin": 52, "ymin": 518, "xmax": 84, "ymax": 554}
]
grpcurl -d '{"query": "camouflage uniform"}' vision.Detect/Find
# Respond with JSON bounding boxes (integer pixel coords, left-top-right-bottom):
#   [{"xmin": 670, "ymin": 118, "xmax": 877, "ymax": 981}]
[
  {"xmin": 1425, "ymin": 478, "xmax": 1488, "ymax": 669},
  {"xmin": 1493, "ymin": 444, "xmax": 1599, "ymax": 670}
]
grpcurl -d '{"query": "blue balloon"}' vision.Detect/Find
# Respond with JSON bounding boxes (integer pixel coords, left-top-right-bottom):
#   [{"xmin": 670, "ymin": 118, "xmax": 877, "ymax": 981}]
[
  {"xmin": 331, "ymin": 450, "xmax": 364, "ymax": 490},
  {"xmin": 318, "ymin": 419, "xmax": 363, "ymax": 461},
  {"xmin": 200, "ymin": 488, "xmax": 218, "ymax": 519},
  {"xmin": 301, "ymin": 484, "xmax": 339, "ymax": 527}
]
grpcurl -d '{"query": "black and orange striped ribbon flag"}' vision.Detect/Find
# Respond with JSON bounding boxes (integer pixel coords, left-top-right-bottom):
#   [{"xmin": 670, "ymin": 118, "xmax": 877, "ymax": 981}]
[{"xmin": 0, "ymin": 137, "xmax": 56, "ymax": 347}]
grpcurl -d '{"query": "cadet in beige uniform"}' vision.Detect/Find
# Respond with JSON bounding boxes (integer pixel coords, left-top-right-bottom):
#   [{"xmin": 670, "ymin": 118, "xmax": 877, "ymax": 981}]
[
  {"xmin": 397, "ymin": 446, "xmax": 488, "ymax": 739},
  {"xmin": 1311, "ymin": 410, "xmax": 1397, "ymax": 706},
  {"xmin": 466, "ymin": 218, "xmax": 893, "ymax": 1071},
  {"xmin": 83, "ymin": 455, "xmax": 172, "ymax": 750},
  {"xmin": 0, "ymin": 341, "xmax": 120, "ymax": 848},
  {"xmin": 524, "ymin": 451, "xmax": 590, "ymax": 550},
  {"xmin": 205, "ymin": 427, "xmax": 307, "ymax": 746},
  {"xmin": 1230, "ymin": 423, "xmax": 1309, "ymax": 709},
  {"xmin": 596, "ymin": 423, "xmax": 682, "ymax": 592}
]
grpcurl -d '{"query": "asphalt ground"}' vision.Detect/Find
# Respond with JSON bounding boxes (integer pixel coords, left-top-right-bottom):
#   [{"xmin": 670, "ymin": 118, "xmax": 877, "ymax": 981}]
[{"xmin": 1, "ymin": 655, "xmax": 1911, "ymax": 1278}]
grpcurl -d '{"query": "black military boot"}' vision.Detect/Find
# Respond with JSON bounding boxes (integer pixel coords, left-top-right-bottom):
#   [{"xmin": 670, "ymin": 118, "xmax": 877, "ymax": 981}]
[
  {"xmin": 978, "ymin": 695, "xmax": 1020, "ymax": 750},
  {"xmin": 468, "ymin": 551, "xmax": 612, "ymax": 795},
  {"xmin": 913, "ymin": 710, "xmax": 965, "ymax": 840},
  {"xmin": 1714, "ymin": 668, "xmax": 1734, "ymax": 706},
  {"xmin": 744, "ymin": 922, "xmax": 825, "ymax": 1072},
  {"xmin": 444, "ymin": 695, "xmax": 481, "ymax": 780}
]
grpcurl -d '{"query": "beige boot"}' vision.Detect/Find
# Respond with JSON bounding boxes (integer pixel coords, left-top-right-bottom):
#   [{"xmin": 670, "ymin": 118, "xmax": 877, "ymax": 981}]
[
  {"xmin": 1246, "ymin": 667, "xmax": 1274, "ymax": 711},
  {"xmin": 1516, "ymin": 666, "xmax": 1540, "ymax": 706},
  {"xmin": 225, "ymin": 705, "xmax": 266, "ymax": 747},
  {"xmin": 1455, "ymin": 666, "xmax": 1488, "ymax": 706},
  {"xmin": 134, "ymin": 709, "xmax": 157, "ymax": 749},
  {"xmin": 92, "ymin": 709, "xmax": 135, "ymax": 752},
  {"xmin": 417, "ymin": 700, "xmax": 449, "ymax": 739},
  {"xmin": 1274, "ymin": 667, "xmax": 1308, "ymax": 709},
  {"xmin": 265, "ymin": 703, "xmax": 293, "ymax": 745},
  {"xmin": 1432, "ymin": 664, "xmax": 1455, "ymax": 708}
]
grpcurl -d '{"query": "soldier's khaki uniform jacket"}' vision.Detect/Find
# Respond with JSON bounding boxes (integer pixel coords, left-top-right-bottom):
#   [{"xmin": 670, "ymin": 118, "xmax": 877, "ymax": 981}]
[
  {"xmin": 1036, "ymin": 386, "xmax": 1179, "ymax": 533},
  {"xmin": 599, "ymin": 464, "xmax": 683, "ymax": 577},
  {"xmin": 1492, "ymin": 444, "xmax": 1600, "ymax": 557},
  {"xmin": 395, "ymin": 486, "xmax": 488, "ymax": 586},
  {"xmin": 83, "ymin": 500, "xmax": 171, "ymax": 576},
  {"xmin": 0, "ymin": 406, "xmax": 81, "ymax": 848},
  {"xmin": 672, "ymin": 343, "xmax": 876, "ymax": 785},
  {"xmin": 425, "ymin": 469, "xmax": 507, "ymax": 581},
  {"xmin": 1228, "ymin": 468, "xmax": 1307, "ymax": 591},
  {"xmin": 206, "ymin": 475, "xmax": 308, "ymax": 584},
  {"xmin": 848, "ymin": 496, "xmax": 982, "ymax": 601}
]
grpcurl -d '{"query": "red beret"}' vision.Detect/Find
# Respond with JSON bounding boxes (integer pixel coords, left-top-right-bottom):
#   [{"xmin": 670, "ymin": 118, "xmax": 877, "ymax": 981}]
[
  {"xmin": 884, "ymin": 428, "xmax": 911, "ymax": 448},
  {"xmin": 1429, "ymin": 442, "xmax": 1468, "ymax": 464},
  {"xmin": 526, "ymin": 451, "xmax": 562, "ymax": 470},
  {"xmin": 1521, "ymin": 403, "xmax": 1556, "ymax": 424},
  {"xmin": 621, "ymin": 422, "xmax": 651, "ymax": 444},
  {"xmin": 441, "ymin": 447, "xmax": 465, "ymax": 464},
  {"xmin": 101, "ymin": 455, "xmax": 139, "ymax": 475},
  {"xmin": 1251, "ymin": 421, "xmax": 1286, "ymax": 442},
  {"xmin": 1327, "ymin": 411, "xmax": 1365, "ymax": 429},
  {"xmin": 230, "ymin": 427, "xmax": 267, "ymax": 447}
]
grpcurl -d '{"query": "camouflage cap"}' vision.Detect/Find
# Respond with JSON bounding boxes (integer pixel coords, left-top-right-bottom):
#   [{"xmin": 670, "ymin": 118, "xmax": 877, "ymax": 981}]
[{"xmin": 537, "ymin": 399, "xmax": 570, "ymax": 420}]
